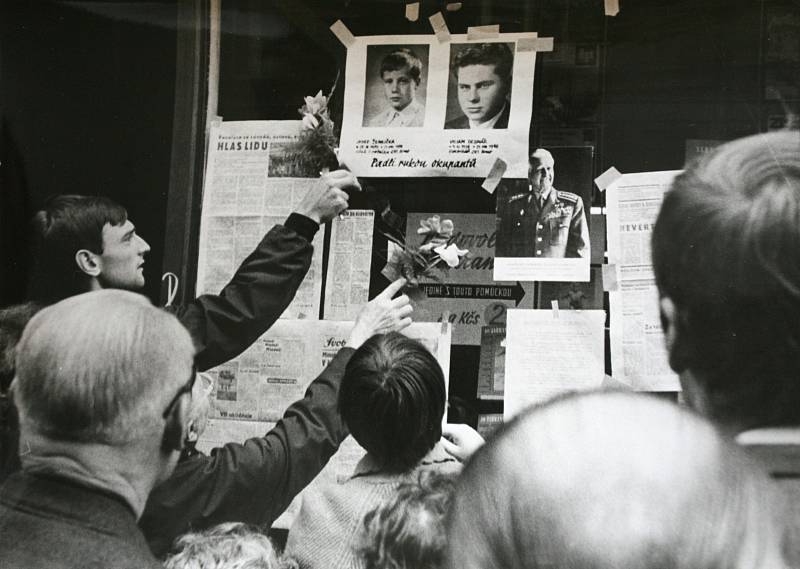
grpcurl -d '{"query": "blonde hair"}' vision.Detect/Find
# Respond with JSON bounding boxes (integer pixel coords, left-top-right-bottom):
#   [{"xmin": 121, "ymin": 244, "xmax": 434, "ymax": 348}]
[
  {"xmin": 14, "ymin": 289, "xmax": 194, "ymax": 445},
  {"xmin": 165, "ymin": 523, "xmax": 280, "ymax": 569},
  {"xmin": 446, "ymin": 391, "xmax": 788, "ymax": 569}
]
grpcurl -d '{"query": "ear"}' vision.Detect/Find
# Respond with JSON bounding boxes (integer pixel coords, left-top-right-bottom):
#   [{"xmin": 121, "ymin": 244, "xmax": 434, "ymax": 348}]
[
  {"xmin": 75, "ymin": 249, "xmax": 101, "ymax": 278},
  {"xmin": 659, "ymin": 296, "xmax": 691, "ymax": 373},
  {"xmin": 161, "ymin": 396, "xmax": 191, "ymax": 454}
]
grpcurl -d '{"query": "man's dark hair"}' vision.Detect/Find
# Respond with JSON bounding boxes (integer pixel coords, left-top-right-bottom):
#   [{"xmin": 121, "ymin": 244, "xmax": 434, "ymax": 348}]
[
  {"xmin": 358, "ymin": 471, "xmax": 456, "ymax": 569},
  {"xmin": 652, "ymin": 130, "xmax": 800, "ymax": 430},
  {"xmin": 339, "ymin": 332, "xmax": 446, "ymax": 472},
  {"xmin": 27, "ymin": 195, "xmax": 128, "ymax": 304},
  {"xmin": 380, "ymin": 48, "xmax": 423, "ymax": 84},
  {"xmin": 452, "ymin": 42, "xmax": 513, "ymax": 84}
]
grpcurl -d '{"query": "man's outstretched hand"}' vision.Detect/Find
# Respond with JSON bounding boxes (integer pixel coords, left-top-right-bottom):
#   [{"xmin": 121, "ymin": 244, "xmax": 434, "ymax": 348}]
[
  {"xmin": 294, "ymin": 169, "xmax": 362, "ymax": 225},
  {"xmin": 347, "ymin": 278, "xmax": 413, "ymax": 349}
]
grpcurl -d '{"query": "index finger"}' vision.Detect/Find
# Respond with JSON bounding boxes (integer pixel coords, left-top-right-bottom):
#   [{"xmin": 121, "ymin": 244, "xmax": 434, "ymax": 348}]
[
  {"xmin": 325, "ymin": 169, "xmax": 350, "ymax": 179},
  {"xmin": 378, "ymin": 278, "xmax": 407, "ymax": 299},
  {"xmin": 440, "ymin": 437, "xmax": 459, "ymax": 456},
  {"xmin": 442, "ymin": 423, "xmax": 463, "ymax": 440}
]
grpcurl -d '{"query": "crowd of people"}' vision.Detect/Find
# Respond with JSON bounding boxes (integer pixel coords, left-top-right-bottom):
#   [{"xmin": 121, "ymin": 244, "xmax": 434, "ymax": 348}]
[{"xmin": 0, "ymin": 130, "xmax": 799, "ymax": 568}]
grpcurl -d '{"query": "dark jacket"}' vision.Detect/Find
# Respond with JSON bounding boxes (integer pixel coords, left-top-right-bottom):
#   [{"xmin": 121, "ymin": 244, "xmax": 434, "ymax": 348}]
[
  {"xmin": 170, "ymin": 213, "xmax": 319, "ymax": 372},
  {"xmin": 0, "ymin": 214, "xmax": 317, "ymax": 482},
  {"xmin": 140, "ymin": 346, "xmax": 353, "ymax": 558},
  {"xmin": 0, "ymin": 471, "xmax": 162, "ymax": 569}
]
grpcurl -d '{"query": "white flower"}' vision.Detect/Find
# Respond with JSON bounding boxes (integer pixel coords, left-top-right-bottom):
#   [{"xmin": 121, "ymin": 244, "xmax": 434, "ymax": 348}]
[
  {"xmin": 417, "ymin": 215, "xmax": 442, "ymax": 236},
  {"xmin": 301, "ymin": 113, "xmax": 320, "ymax": 130},
  {"xmin": 434, "ymin": 243, "xmax": 468, "ymax": 268},
  {"xmin": 303, "ymin": 90, "xmax": 327, "ymax": 115}
]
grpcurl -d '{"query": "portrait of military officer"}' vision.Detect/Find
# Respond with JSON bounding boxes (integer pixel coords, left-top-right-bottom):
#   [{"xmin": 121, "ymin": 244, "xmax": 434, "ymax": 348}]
[
  {"xmin": 495, "ymin": 148, "xmax": 590, "ymax": 258},
  {"xmin": 364, "ymin": 47, "xmax": 426, "ymax": 128},
  {"xmin": 445, "ymin": 43, "xmax": 513, "ymax": 129}
]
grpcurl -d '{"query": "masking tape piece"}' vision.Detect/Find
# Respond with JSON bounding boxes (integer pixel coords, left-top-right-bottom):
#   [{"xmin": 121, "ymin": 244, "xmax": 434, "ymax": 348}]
[
  {"xmin": 405, "ymin": 2, "xmax": 420, "ymax": 22},
  {"xmin": 467, "ymin": 24, "xmax": 500, "ymax": 40},
  {"xmin": 517, "ymin": 37, "xmax": 554, "ymax": 52},
  {"xmin": 330, "ymin": 20, "xmax": 355, "ymax": 47},
  {"xmin": 429, "ymin": 12, "xmax": 451, "ymax": 43},
  {"xmin": 551, "ymin": 299, "xmax": 559, "ymax": 319},
  {"xmin": 481, "ymin": 157, "xmax": 508, "ymax": 194},
  {"xmin": 445, "ymin": 2, "xmax": 462, "ymax": 11},
  {"xmin": 594, "ymin": 166, "xmax": 622, "ymax": 192},
  {"xmin": 602, "ymin": 264, "xmax": 619, "ymax": 292},
  {"xmin": 605, "ymin": 0, "xmax": 620, "ymax": 16},
  {"xmin": 441, "ymin": 311, "xmax": 450, "ymax": 334}
]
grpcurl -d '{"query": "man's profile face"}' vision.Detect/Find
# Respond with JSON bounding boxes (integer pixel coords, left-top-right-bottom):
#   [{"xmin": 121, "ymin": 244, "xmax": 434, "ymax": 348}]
[
  {"xmin": 382, "ymin": 67, "xmax": 418, "ymax": 111},
  {"xmin": 97, "ymin": 219, "xmax": 151, "ymax": 290},
  {"xmin": 455, "ymin": 64, "xmax": 508, "ymax": 124},
  {"xmin": 528, "ymin": 153, "xmax": 555, "ymax": 196}
]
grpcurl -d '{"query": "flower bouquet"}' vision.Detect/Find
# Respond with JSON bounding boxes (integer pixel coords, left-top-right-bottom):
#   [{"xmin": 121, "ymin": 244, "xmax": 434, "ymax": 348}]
[
  {"xmin": 275, "ymin": 80, "xmax": 340, "ymax": 177},
  {"xmin": 382, "ymin": 215, "xmax": 469, "ymax": 300}
]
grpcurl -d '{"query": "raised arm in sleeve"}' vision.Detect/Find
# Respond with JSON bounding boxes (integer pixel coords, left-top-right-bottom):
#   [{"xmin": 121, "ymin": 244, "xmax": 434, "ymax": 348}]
[
  {"xmin": 139, "ymin": 346, "xmax": 353, "ymax": 559},
  {"xmin": 170, "ymin": 214, "xmax": 319, "ymax": 371}
]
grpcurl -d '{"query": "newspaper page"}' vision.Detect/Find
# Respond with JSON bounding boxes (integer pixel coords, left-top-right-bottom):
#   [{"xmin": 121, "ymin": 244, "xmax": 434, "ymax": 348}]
[
  {"xmin": 196, "ymin": 121, "xmax": 324, "ymax": 319},
  {"xmin": 205, "ymin": 321, "xmax": 451, "ymax": 422},
  {"xmin": 476, "ymin": 325, "xmax": 506, "ymax": 400},
  {"xmin": 476, "ymin": 413, "xmax": 504, "ymax": 438},
  {"xmin": 404, "ymin": 213, "xmax": 534, "ymax": 345},
  {"xmin": 338, "ymin": 33, "xmax": 540, "ymax": 178},
  {"xmin": 605, "ymin": 171, "xmax": 681, "ymax": 391},
  {"xmin": 323, "ymin": 209, "xmax": 374, "ymax": 320},
  {"xmin": 504, "ymin": 309, "xmax": 605, "ymax": 420}
]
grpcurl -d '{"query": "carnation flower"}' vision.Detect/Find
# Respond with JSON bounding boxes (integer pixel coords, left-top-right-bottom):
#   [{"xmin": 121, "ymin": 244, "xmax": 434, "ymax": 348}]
[{"xmin": 381, "ymin": 216, "xmax": 469, "ymax": 300}]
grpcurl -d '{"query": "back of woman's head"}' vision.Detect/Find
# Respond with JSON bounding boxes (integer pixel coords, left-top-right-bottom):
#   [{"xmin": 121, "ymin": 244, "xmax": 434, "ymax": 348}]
[{"xmin": 339, "ymin": 332, "xmax": 446, "ymax": 472}]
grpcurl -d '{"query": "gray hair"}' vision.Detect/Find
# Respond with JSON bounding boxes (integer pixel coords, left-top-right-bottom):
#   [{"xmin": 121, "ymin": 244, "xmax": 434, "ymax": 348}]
[{"xmin": 13, "ymin": 289, "xmax": 195, "ymax": 445}]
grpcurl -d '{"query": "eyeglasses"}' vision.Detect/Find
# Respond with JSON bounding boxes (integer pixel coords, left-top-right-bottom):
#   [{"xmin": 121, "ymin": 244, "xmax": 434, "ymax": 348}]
[{"xmin": 162, "ymin": 363, "xmax": 198, "ymax": 419}]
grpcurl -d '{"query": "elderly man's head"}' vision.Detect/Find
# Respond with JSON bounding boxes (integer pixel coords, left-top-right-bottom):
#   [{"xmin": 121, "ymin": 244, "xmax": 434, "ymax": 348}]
[
  {"xmin": 446, "ymin": 391, "xmax": 787, "ymax": 569},
  {"xmin": 14, "ymin": 289, "xmax": 194, "ymax": 457},
  {"xmin": 528, "ymin": 148, "xmax": 555, "ymax": 196},
  {"xmin": 652, "ymin": 131, "xmax": 800, "ymax": 431}
]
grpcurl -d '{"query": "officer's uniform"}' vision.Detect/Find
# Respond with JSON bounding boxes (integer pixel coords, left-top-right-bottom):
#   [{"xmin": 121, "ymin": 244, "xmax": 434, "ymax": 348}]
[{"xmin": 495, "ymin": 183, "xmax": 589, "ymax": 258}]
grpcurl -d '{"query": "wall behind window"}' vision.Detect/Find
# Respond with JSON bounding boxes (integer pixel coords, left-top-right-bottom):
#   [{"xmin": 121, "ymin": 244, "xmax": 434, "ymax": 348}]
[{"xmin": 0, "ymin": 1, "xmax": 179, "ymax": 305}]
